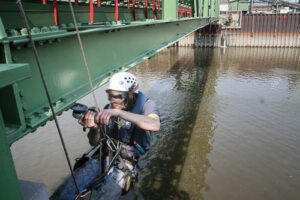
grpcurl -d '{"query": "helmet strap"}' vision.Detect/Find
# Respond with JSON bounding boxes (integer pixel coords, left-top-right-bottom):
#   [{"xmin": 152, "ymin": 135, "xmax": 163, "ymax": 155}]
[{"xmin": 129, "ymin": 84, "xmax": 139, "ymax": 94}]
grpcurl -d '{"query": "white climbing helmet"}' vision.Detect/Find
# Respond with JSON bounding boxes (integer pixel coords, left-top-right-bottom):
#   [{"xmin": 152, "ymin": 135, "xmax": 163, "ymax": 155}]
[{"xmin": 107, "ymin": 72, "xmax": 139, "ymax": 93}]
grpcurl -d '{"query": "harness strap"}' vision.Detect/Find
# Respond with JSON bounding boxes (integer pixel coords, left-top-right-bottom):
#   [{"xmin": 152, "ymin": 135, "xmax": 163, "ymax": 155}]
[{"xmin": 89, "ymin": 146, "xmax": 122, "ymax": 189}]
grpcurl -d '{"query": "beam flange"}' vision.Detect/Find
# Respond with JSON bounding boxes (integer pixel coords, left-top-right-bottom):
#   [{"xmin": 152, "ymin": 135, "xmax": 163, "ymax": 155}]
[{"xmin": 0, "ymin": 64, "xmax": 31, "ymax": 88}]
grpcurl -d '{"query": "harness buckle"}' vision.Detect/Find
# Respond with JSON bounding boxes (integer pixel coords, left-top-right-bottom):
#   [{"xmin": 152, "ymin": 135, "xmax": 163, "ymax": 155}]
[{"xmin": 75, "ymin": 189, "xmax": 91, "ymax": 200}]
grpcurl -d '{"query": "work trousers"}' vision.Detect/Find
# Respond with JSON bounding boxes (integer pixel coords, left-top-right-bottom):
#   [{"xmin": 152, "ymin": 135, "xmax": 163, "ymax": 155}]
[{"xmin": 51, "ymin": 145, "xmax": 140, "ymax": 200}]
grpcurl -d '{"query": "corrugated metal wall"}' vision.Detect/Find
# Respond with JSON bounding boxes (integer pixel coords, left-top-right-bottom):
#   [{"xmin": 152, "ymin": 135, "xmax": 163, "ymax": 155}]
[
  {"xmin": 241, "ymin": 14, "xmax": 299, "ymax": 34},
  {"xmin": 224, "ymin": 13, "xmax": 300, "ymax": 47}
]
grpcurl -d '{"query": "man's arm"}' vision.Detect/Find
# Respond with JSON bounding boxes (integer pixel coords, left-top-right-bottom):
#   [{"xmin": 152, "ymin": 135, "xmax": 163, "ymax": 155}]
[
  {"xmin": 96, "ymin": 109, "xmax": 160, "ymax": 132},
  {"xmin": 119, "ymin": 110, "xmax": 160, "ymax": 131},
  {"xmin": 87, "ymin": 127, "xmax": 100, "ymax": 146},
  {"xmin": 78, "ymin": 111, "xmax": 101, "ymax": 146}
]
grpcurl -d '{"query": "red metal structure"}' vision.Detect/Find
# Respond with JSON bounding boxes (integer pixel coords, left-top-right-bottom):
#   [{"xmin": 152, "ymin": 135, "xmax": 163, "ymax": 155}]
[
  {"xmin": 115, "ymin": 0, "xmax": 119, "ymax": 20},
  {"xmin": 53, "ymin": 0, "xmax": 59, "ymax": 25},
  {"xmin": 90, "ymin": 0, "xmax": 94, "ymax": 23}
]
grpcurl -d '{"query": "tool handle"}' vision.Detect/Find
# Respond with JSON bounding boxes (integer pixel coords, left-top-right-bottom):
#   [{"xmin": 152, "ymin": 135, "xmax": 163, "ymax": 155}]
[{"xmin": 133, "ymin": 141, "xmax": 145, "ymax": 155}]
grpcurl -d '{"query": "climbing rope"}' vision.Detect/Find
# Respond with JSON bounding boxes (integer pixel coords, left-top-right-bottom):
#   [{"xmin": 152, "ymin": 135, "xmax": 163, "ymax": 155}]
[
  {"xmin": 67, "ymin": 0, "xmax": 99, "ymax": 111},
  {"xmin": 67, "ymin": 1, "xmax": 106, "ymax": 185},
  {"xmin": 67, "ymin": 2, "xmax": 114, "ymax": 196},
  {"xmin": 16, "ymin": 0, "xmax": 81, "ymax": 195}
]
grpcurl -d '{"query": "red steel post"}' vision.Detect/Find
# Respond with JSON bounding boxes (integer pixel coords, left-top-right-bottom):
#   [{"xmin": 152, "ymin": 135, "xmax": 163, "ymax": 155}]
[
  {"xmin": 133, "ymin": 0, "xmax": 136, "ymax": 21},
  {"xmin": 154, "ymin": 0, "xmax": 157, "ymax": 19},
  {"xmin": 90, "ymin": 0, "xmax": 94, "ymax": 23},
  {"xmin": 145, "ymin": 0, "xmax": 148, "ymax": 18},
  {"xmin": 179, "ymin": 6, "xmax": 183, "ymax": 18},
  {"xmin": 115, "ymin": 0, "xmax": 119, "ymax": 21},
  {"xmin": 158, "ymin": 0, "xmax": 160, "ymax": 11},
  {"xmin": 53, "ymin": 0, "xmax": 59, "ymax": 25}
]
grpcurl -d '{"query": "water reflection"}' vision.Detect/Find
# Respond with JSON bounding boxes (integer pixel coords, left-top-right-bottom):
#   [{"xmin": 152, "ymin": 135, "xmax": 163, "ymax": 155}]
[
  {"xmin": 129, "ymin": 48, "xmax": 215, "ymax": 200},
  {"xmin": 129, "ymin": 47, "xmax": 300, "ymax": 200},
  {"xmin": 201, "ymin": 48, "xmax": 300, "ymax": 200},
  {"xmin": 176, "ymin": 49, "xmax": 219, "ymax": 200}
]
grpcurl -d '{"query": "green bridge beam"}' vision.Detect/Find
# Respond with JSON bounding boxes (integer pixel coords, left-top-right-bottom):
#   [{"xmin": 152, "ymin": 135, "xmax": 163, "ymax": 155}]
[{"xmin": 0, "ymin": 17, "xmax": 218, "ymax": 145}]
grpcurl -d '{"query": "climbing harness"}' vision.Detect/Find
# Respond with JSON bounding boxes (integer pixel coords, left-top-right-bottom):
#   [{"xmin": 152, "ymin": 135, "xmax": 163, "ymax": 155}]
[{"xmin": 71, "ymin": 129, "xmax": 139, "ymax": 198}]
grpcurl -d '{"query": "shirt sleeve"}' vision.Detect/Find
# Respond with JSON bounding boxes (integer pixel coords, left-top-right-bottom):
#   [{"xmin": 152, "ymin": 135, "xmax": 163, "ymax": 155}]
[{"xmin": 142, "ymin": 99, "xmax": 160, "ymax": 118}]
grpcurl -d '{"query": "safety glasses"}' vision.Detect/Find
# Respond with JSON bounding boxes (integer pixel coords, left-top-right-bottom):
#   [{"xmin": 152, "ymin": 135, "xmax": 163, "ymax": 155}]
[{"xmin": 106, "ymin": 91, "xmax": 127, "ymax": 101}]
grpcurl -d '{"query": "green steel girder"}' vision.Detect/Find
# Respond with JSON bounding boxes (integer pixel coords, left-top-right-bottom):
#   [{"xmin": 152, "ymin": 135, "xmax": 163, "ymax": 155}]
[
  {"xmin": 0, "ymin": 0, "xmax": 220, "ymax": 145},
  {"xmin": 0, "ymin": 17, "xmax": 218, "ymax": 145}
]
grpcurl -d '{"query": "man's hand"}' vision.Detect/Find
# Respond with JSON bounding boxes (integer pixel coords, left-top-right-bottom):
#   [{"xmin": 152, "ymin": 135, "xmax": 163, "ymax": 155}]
[
  {"xmin": 78, "ymin": 111, "xmax": 98, "ymax": 128},
  {"xmin": 96, "ymin": 109, "xmax": 120, "ymax": 125}
]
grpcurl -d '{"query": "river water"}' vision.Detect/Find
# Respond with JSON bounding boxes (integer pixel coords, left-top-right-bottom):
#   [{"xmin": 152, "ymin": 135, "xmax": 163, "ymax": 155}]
[{"xmin": 11, "ymin": 47, "xmax": 300, "ymax": 200}]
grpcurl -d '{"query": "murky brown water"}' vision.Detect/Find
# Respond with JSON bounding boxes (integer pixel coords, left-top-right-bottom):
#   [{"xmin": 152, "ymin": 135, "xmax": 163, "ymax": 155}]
[{"xmin": 11, "ymin": 47, "xmax": 300, "ymax": 200}]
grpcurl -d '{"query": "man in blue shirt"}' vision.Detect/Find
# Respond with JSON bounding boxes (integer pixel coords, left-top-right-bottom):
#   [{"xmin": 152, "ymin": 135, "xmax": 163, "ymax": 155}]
[
  {"xmin": 84, "ymin": 72, "xmax": 160, "ymax": 154},
  {"xmin": 51, "ymin": 72, "xmax": 160, "ymax": 200},
  {"xmin": 82, "ymin": 72, "xmax": 160, "ymax": 199}
]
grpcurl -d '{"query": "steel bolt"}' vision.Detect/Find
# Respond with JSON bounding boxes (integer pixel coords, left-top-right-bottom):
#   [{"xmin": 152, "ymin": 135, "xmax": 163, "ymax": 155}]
[
  {"xmin": 9, "ymin": 29, "xmax": 19, "ymax": 37},
  {"xmin": 68, "ymin": 23, "xmax": 74, "ymax": 28},
  {"xmin": 25, "ymin": 117, "xmax": 31, "ymax": 123},
  {"xmin": 50, "ymin": 26, "xmax": 59, "ymax": 32},
  {"xmin": 41, "ymin": 26, "xmax": 50, "ymax": 33},
  {"xmin": 20, "ymin": 28, "xmax": 28, "ymax": 36},
  {"xmin": 31, "ymin": 27, "xmax": 40, "ymax": 35},
  {"xmin": 60, "ymin": 97, "xmax": 67, "ymax": 103},
  {"xmin": 34, "ymin": 112, "xmax": 41, "ymax": 118},
  {"xmin": 43, "ymin": 107, "xmax": 50, "ymax": 112},
  {"xmin": 60, "ymin": 24, "xmax": 67, "ymax": 29},
  {"xmin": 19, "ymin": 89, "xmax": 24, "ymax": 97},
  {"xmin": 22, "ymin": 102, "xmax": 27, "ymax": 111}
]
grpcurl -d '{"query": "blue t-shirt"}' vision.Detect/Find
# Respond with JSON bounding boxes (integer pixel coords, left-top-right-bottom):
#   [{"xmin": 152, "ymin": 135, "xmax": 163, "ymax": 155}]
[
  {"xmin": 107, "ymin": 99, "xmax": 160, "ymax": 151},
  {"xmin": 131, "ymin": 99, "xmax": 160, "ymax": 151}
]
